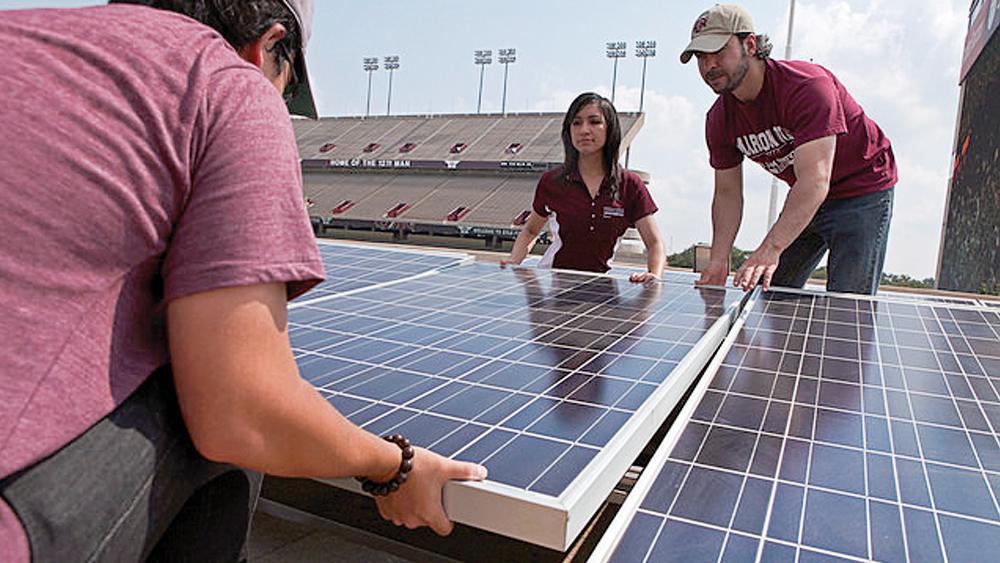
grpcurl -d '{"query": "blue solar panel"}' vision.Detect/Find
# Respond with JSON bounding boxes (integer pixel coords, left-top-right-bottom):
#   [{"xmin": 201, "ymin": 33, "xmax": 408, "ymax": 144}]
[
  {"xmin": 288, "ymin": 260, "xmax": 748, "ymax": 549},
  {"xmin": 874, "ymin": 288, "xmax": 981, "ymax": 307},
  {"xmin": 592, "ymin": 288, "xmax": 1000, "ymax": 562},
  {"xmin": 293, "ymin": 240, "xmax": 471, "ymax": 305},
  {"xmin": 515, "ymin": 257, "xmax": 702, "ymax": 285}
]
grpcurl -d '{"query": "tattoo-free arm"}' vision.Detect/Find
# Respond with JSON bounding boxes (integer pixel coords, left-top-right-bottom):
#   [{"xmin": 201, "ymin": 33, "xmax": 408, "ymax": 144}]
[
  {"xmin": 695, "ymin": 165, "xmax": 744, "ymax": 287},
  {"xmin": 167, "ymin": 282, "xmax": 485, "ymax": 535},
  {"xmin": 732, "ymin": 135, "xmax": 835, "ymax": 291}
]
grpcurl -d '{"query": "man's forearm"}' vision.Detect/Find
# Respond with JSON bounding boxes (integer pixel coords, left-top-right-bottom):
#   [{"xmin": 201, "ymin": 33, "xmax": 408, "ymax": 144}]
[
  {"xmin": 758, "ymin": 178, "xmax": 828, "ymax": 255},
  {"xmin": 710, "ymin": 189, "xmax": 743, "ymax": 265}
]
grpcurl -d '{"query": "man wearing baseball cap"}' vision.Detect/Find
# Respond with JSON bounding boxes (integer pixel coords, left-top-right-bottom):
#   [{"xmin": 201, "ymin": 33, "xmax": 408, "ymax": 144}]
[
  {"xmin": 0, "ymin": 1, "xmax": 484, "ymax": 561},
  {"xmin": 682, "ymin": 4, "xmax": 897, "ymax": 295}
]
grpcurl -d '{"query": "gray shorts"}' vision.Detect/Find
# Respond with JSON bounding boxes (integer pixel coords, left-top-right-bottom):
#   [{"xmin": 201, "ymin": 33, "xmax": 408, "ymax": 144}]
[{"xmin": 0, "ymin": 366, "xmax": 261, "ymax": 562}]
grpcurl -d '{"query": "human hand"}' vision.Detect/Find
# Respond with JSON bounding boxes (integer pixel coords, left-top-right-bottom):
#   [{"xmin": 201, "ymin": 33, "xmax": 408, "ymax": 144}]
[
  {"xmin": 374, "ymin": 447, "xmax": 487, "ymax": 536},
  {"xmin": 499, "ymin": 258, "xmax": 519, "ymax": 269},
  {"xmin": 732, "ymin": 245, "xmax": 781, "ymax": 291},
  {"xmin": 629, "ymin": 271, "xmax": 660, "ymax": 283},
  {"xmin": 694, "ymin": 261, "xmax": 729, "ymax": 287}
]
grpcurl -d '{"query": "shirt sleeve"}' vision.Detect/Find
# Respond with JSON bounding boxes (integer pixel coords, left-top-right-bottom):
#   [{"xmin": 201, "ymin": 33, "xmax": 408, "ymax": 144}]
[
  {"xmin": 532, "ymin": 170, "xmax": 556, "ymax": 216},
  {"xmin": 624, "ymin": 172, "xmax": 658, "ymax": 224},
  {"xmin": 706, "ymin": 100, "xmax": 744, "ymax": 171},
  {"xmin": 784, "ymin": 74, "xmax": 847, "ymax": 147},
  {"xmin": 162, "ymin": 65, "xmax": 324, "ymax": 303}
]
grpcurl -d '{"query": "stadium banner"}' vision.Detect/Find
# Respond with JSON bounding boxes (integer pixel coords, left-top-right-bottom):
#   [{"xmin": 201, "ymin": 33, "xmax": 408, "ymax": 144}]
[
  {"xmin": 961, "ymin": 0, "xmax": 1000, "ymax": 83},
  {"xmin": 300, "ymin": 158, "xmax": 553, "ymax": 172}
]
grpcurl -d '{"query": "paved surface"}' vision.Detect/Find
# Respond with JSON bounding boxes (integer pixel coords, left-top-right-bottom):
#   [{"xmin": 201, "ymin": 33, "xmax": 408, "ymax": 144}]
[{"xmin": 248, "ymin": 500, "xmax": 454, "ymax": 563}]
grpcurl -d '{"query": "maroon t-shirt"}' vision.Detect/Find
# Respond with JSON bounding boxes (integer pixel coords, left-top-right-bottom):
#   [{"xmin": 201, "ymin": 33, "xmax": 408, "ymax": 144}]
[
  {"xmin": 0, "ymin": 7, "xmax": 325, "ymax": 559},
  {"xmin": 706, "ymin": 59, "xmax": 896, "ymax": 199},
  {"xmin": 533, "ymin": 167, "xmax": 658, "ymax": 272}
]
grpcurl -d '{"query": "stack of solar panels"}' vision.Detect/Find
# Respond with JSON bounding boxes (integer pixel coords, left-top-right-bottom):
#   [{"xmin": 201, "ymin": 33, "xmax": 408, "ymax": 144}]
[
  {"xmin": 591, "ymin": 288, "xmax": 1000, "ymax": 562},
  {"xmin": 287, "ymin": 244, "xmax": 748, "ymax": 550}
]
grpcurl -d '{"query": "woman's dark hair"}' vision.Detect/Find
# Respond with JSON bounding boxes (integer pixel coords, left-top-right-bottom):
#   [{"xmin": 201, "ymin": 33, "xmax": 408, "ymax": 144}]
[
  {"xmin": 109, "ymin": 0, "xmax": 301, "ymax": 94},
  {"xmin": 561, "ymin": 92, "xmax": 624, "ymax": 200}
]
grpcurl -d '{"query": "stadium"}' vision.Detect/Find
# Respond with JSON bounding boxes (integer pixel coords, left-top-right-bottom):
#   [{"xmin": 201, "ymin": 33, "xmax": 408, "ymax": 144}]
[{"xmin": 294, "ymin": 111, "xmax": 647, "ymax": 254}]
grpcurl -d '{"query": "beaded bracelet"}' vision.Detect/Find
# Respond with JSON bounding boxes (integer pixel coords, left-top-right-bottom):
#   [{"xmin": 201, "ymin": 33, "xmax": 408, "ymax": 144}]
[{"xmin": 356, "ymin": 434, "xmax": 415, "ymax": 497}]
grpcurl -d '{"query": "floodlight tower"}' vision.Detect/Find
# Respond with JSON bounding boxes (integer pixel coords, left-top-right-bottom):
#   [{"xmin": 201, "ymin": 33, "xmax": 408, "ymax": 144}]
[
  {"xmin": 498, "ymin": 48, "xmax": 516, "ymax": 115},
  {"xmin": 635, "ymin": 40, "xmax": 656, "ymax": 113},
  {"xmin": 384, "ymin": 55, "xmax": 399, "ymax": 116},
  {"xmin": 474, "ymin": 49, "xmax": 492, "ymax": 114},
  {"xmin": 606, "ymin": 41, "xmax": 626, "ymax": 104},
  {"xmin": 363, "ymin": 57, "xmax": 379, "ymax": 117}
]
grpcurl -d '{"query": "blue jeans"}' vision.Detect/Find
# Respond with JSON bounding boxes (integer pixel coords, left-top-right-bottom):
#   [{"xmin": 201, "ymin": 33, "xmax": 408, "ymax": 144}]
[
  {"xmin": 772, "ymin": 187, "xmax": 894, "ymax": 295},
  {"xmin": 0, "ymin": 366, "xmax": 261, "ymax": 563}
]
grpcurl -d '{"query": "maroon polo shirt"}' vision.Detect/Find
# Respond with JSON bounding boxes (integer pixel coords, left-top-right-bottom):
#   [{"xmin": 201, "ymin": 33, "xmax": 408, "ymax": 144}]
[{"xmin": 533, "ymin": 167, "xmax": 657, "ymax": 272}]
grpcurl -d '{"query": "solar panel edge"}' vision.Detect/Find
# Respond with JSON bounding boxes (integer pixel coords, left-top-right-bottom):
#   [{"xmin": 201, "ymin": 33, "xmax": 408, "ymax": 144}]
[
  {"xmin": 316, "ymin": 475, "xmax": 571, "ymax": 550},
  {"xmin": 558, "ymin": 294, "xmax": 748, "ymax": 552},
  {"xmin": 285, "ymin": 258, "xmax": 758, "ymax": 552},
  {"xmin": 309, "ymin": 287, "xmax": 742, "ymax": 553},
  {"xmin": 593, "ymin": 286, "xmax": 1000, "ymax": 562},
  {"xmin": 585, "ymin": 290, "xmax": 762, "ymax": 563}
]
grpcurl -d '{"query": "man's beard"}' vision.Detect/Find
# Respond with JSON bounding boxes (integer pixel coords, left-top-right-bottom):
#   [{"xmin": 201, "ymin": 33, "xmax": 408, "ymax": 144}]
[{"xmin": 707, "ymin": 47, "xmax": 750, "ymax": 95}]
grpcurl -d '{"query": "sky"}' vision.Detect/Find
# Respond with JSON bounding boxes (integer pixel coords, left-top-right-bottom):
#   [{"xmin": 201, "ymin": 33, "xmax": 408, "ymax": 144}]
[{"xmin": 9, "ymin": 1, "xmax": 975, "ymax": 280}]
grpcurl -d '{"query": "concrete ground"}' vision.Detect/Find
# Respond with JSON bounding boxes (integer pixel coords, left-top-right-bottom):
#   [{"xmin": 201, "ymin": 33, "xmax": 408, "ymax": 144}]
[{"xmin": 248, "ymin": 499, "xmax": 459, "ymax": 563}]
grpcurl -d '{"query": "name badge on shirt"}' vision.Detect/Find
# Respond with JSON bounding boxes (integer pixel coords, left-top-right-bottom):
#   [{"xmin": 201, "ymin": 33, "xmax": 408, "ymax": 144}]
[{"xmin": 603, "ymin": 206, "xmax": 625, "ymax": 219}]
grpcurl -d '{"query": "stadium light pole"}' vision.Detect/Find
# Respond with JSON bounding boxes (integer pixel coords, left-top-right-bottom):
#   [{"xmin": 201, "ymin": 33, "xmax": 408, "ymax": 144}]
[
  {"xmin": 606, "ymin": 41, "xmax": 626, "ymax": 104},
  {"xmin": 384, "ymin": 55, "xmax": 399, "ymax": 116},
  {"xmin": 635, "ymin": 40, "xmax": 656, "ymax": 114},
  {"xmin": 363, "ymin": 57, "xmax": 379, "ymax": 117},
  {"xmin": 474, "ymin": 49, "xmax": 492, "ymax": 114},
  {"xmin": 767, "ymin": 0, "xmax": 796, "ymax": 229},
  {"xmin": 498, "ymin": 48, "xmax": 516, "ymax": 116}
]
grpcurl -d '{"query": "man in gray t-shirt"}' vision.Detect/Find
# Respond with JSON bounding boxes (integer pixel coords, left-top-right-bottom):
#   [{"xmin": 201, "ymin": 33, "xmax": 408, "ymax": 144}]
[{"xmin": 0, "ymin": 2, "xmax": 484, "ymax": 560}]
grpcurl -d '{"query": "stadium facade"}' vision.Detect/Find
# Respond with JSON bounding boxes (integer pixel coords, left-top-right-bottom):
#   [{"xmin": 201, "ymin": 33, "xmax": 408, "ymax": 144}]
[{"xmin": 937, "ymin": 0, "xmax": 1000, "ymax": 292}]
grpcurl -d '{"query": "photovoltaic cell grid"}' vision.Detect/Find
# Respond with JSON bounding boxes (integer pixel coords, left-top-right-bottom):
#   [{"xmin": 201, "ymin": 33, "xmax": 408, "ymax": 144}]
[
  {"xmin": 292, "ymin": 240, "xmax": 470, "ymax": 305},
  {"xmin": 288, "ymin": 261, "xmax": 746, "ymax": 549},
  {"xmin": 873, "ymin": 289, "xmax": 980, "ymax": 307},
  {"xmin": 594, "ymin": 289, "xmax": 1000, "ymax": 563}
]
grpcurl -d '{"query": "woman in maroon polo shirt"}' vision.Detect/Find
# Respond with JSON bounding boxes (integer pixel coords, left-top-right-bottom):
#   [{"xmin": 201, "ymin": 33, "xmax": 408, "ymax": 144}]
[{"xmin": 503, "ymin": 92, "xmax": 666, "ymax": 282}]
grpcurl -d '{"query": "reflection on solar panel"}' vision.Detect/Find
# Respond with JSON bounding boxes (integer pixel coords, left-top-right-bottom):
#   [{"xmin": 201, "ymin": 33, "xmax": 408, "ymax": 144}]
[
  {"xmin": 293, "ymin": 240, "xmax": 471, "ymax": 306},
  {"xmin": 875, "ymin": 289, "xmax": 981, "ymax": 307},
  {"xmin": 289, "ymin": 261, "xmax": 747, "ymax": 550},
  {"xmin": 517, "ymin": 257, "xmax": 703, "ymax": 286},
  {"xmin": 592, "ymin": 288, "xmax": 1000, "ymax": 562}
]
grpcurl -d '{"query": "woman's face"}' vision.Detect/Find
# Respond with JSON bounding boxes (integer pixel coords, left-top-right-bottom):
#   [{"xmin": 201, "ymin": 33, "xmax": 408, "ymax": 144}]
[{"xmin": 570, "ymin": 101, "xmax": 607, "ymax": 158}]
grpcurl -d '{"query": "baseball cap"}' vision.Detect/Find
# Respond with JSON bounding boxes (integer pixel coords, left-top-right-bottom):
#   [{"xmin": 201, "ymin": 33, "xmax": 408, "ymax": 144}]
[
  {"xmin": 278, "ymin": 0, "xmax": 318, "ymax": 119},
  {"xmin": 680, "ymin": 4, "xmax": 755, "ymax": 64}
]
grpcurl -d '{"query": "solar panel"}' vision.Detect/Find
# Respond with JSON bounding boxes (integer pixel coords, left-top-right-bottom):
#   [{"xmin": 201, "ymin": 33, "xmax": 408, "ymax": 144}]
[
  {"xmin": 516, "ymin": 256, "xmax": 702, "ymax": 286},
  {"xmin": 288, "ymin": 260, "xmax": 748, "ymax": 550},
  {"xmin": 874, "ymin": 288, "xmax": 981, "ymax": 307},
  {"xmin": 293, "ymin": 240, "xmax": 472, "ymax": 306},
  {"xmin": 591, "ymin": 288, "xmax": 1000, "ymax": 562}
]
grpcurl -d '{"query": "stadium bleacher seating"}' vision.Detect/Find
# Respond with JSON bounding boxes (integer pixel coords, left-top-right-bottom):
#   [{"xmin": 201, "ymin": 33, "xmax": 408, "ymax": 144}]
[{"xmin": 294, "ymin": 112, "xmax": 644, "ymax": 246}]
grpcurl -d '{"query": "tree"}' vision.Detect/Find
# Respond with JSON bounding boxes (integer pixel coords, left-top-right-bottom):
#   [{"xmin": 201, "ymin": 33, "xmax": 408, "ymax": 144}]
[{"xmin": 666, "ymin": 245, "xmax": 751, "ymax": 270}]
